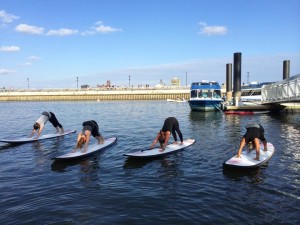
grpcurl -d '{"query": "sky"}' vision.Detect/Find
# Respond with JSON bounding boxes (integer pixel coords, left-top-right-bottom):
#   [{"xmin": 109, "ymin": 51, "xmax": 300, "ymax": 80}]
[{"xmin": 0, "ymin": 0, "xmax": 300, "ymax": 89}]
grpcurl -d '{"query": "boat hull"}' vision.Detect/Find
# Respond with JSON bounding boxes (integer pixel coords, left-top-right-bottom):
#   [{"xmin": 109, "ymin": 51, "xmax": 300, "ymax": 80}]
[{"xmin": 188, "ymin": 99, "xmax": 223, "ymax": 111}]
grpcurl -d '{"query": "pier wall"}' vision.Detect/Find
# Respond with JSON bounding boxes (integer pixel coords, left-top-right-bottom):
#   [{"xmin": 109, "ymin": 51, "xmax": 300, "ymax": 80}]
[{"xmin": 0, "ymin": 89, "xmax": 190, "ymax": 101}]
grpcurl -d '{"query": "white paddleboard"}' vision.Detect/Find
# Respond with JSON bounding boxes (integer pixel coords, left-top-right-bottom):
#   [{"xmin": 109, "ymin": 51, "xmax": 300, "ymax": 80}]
[
  {"xmin": 52, "ymin": 137, "xmax": 117, "ymax": 161},
  {"xmin": 0, "ymin": 129, "xmax": 76, "ymax": 143},
  {"xmin": 124, "ymin": 139, "xmax": 195, "ymax": 158},
  {"xmin": 223, "ymin": 142, "xmax": 275, "ymax": 169}
]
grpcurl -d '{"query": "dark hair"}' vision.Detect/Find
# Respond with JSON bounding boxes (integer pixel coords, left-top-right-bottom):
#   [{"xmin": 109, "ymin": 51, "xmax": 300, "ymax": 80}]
[
  {"xmin": 33, "ymin": 123, "xmax": 40, "ymax": 130},
  {"xmin": 158, "ymin": 131, "xmax": 165, "ymax": 147}
]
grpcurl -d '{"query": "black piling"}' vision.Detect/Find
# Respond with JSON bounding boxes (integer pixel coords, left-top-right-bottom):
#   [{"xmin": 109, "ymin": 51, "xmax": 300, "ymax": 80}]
[
  {"xmin": 233, "ymin": 52, "xmax": 242, "ymax": 106},
  {"xmin": 226, "ymin": 63, "xmax": 232, "ymax": 102},
  {"xmin": 283, "ymin": 60, "xmax": 290, "ymax": 80}
]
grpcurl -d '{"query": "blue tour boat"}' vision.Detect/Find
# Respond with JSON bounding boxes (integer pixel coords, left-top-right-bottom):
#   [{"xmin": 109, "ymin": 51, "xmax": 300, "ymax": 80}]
[{"xmin": 188, "ymin": 80, "xmax": 223, "ymax": 111}]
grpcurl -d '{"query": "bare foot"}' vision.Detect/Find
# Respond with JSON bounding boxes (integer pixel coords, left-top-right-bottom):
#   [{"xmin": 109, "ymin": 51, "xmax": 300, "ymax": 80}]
[{"xmin": 254, "ymin": 157, "xmax": 260, "ymax": 161}]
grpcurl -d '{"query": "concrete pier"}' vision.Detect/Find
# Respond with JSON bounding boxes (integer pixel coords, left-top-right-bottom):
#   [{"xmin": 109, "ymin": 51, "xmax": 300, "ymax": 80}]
[{"xmin": 0, "ymin": 88, "xmax": 190, "ymax": 101}]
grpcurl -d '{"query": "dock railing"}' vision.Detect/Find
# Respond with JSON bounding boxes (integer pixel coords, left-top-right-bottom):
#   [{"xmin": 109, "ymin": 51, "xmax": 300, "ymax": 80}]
[{"xmin": 262, "ymin": 74, "xmax": 300, "ymax": 104}]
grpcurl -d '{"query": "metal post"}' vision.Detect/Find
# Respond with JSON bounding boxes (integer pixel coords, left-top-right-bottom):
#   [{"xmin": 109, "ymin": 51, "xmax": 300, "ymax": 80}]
[
  {"xmin": 283, "ymin": 60, "xmax": 290, "ymax": 80},
  {"xmin": 226, "ymin": 63, "xmax": 232, "ymax": 102},
  {"xmin": 233, "ymin": 52, "xmax": 242, "ymax": 106}
]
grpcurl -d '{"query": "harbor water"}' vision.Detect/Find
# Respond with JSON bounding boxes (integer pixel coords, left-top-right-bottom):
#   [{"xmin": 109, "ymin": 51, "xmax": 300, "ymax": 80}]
[{"xmin": 0, "ymin": 101, "xmax": 299, "ymax": 225}]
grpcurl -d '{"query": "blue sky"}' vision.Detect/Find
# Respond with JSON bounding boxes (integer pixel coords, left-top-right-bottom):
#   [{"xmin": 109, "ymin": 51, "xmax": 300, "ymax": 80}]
[{"xmin": 0, "ymin": 0, "xmax": 299, "ymax": 89}]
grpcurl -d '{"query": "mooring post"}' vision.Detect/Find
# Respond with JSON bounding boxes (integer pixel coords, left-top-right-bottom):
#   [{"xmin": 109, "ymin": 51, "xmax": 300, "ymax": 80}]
[
  {"xmin": 283, "ymin": 60, "xmax": 290, "ymax": 80},
  {"xmin": 233, "ymin": 52, "xmax": 242, "ymax": 106},
  {"xmin": 226, "ymin": 63, "xmax": 232, "ymax": 103}
]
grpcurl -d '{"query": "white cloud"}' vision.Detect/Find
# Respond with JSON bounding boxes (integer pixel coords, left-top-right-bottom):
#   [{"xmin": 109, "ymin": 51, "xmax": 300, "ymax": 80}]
[
  {"xmin": 15, "ymin": 24, "xmax": 44, "ymax": 35},
  {"xmin": 198, "ymin": 21, "xmax": 227, "ymax": 36},
  {"xmin": 0, "ymin": 10, "xmax": 19, "ymax": 25},
  {"xmin": 46, "ymin": 28, "xmax": 78, "ymax": 36},
  {"xmin": 19, "ymin": 62, "xmax": 32, "ymax": 66},
  {"xmin": 28, "ymin": 55, "xmax": 40, "ymax": 61},
  {"xmin": 82, "ymin": 21, "xmax": 122, "ymax": 35},
  {"xmin": 0, "ymin": 68, "xmax": 15, "ymax": 74},
  {"xmin": 0, "ymin": 45, "xmax": 20, "ymax": 52}
]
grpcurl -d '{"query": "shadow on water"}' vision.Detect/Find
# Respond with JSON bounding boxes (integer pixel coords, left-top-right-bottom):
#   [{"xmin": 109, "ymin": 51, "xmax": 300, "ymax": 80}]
[
  {"xmin": 123, "ymin": 150, "xmax": 185, "ymax": 169},
  {"xmin": 123, "ymin": 156, "xmax": 160, "ymax": 169},
  {"xmin": 51, "ymin": 154, "xmax": 100, "ymax": 172},
  {"xmin": 123, "ymin": 153, "xmax": 184, "ymax": 180},
  {"xmin": 0, "ymin": 142, "xmax": 24, "ymax": 151},
  {"xmin": 222, "ymin": 163, "xmax": 271, "ymax": 184}
]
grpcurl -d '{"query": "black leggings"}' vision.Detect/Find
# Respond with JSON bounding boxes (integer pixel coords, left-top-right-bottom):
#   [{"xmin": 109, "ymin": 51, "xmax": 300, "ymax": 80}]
[
  {"xmin": 82, "ymin": 120, "xmax": 100, "ymax": 137},
  {"xmin": 162, "ymin": 117, "xmax": 183, "ymax": 142},
  {"xmin": 49, "ymin": 112, "xmax": 63, "ymax": 128}
]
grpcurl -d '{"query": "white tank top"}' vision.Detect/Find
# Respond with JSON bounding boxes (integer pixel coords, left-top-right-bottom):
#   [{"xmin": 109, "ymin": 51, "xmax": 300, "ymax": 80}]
[{"xmin": 36, "ymin": 115, "xmax": 49, "ymax": 125}]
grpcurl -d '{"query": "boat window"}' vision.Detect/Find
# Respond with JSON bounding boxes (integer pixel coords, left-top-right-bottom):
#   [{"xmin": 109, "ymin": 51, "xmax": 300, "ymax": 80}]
[
  {"xmin": 198, "ymin": 90, "xmax": 206, "ymax": 98},
  {"xmin": 241, "ymin": 90, "xmax": 252, "ymax": 96},
  {"xmin": 213, "ymin": 90, "xmax": 221, "ymax": 98},
  {"xmin": 191, "ymin": 90, "xmax": 197, "ymax": 98},
  {"xmin": 252, "ymin": 90, "xmax": 261, "ymax": 95},
  {"xmin": 191, "ymin": 89, "xmax": 221, "ymax": 98}
]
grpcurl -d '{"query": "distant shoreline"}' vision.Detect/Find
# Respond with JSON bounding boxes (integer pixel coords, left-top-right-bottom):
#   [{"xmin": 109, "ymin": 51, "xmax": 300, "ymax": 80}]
[{"xmin": 0, "ymin": 87, "xmax": 191, "ymax": 101}]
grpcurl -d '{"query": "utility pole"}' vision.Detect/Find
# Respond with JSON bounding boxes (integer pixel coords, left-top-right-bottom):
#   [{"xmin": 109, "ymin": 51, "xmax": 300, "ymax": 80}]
[
  {"xmin": 129, "ymin": 75, "xmax": 131, "ymax": 88},
  {"xmin": 76, "ymin": 77, "xmax": 79, "ymax": 90},
  {"xmin": 186, "ymin": 72, "xmax": 187, "ymax": 86},
  {"xmin": 247, "ymin": 72, "xmax": 249, "ymax": 84}
]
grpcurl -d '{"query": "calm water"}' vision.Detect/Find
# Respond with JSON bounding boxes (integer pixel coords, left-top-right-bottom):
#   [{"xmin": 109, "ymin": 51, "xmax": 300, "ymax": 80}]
[{"xmin": 0, "ymin": 101, "xmax": 299, "ymax": 225}]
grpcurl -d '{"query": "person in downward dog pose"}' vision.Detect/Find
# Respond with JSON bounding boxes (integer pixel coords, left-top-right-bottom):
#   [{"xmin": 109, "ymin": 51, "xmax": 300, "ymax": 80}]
[
  {"xmin": 150, "ymin": 117, "xmax": 183, "ymax": 151},
  {"xmin": 73, "ymin": 120, "xmax": 104, "ymax": 153},
  {"xmin": 236, "ymin": 123, "xmax": 267, "ymax": 161},
  {"xmin": 30, "ymin": 111, "xmax": 64, "ymax": 138}
]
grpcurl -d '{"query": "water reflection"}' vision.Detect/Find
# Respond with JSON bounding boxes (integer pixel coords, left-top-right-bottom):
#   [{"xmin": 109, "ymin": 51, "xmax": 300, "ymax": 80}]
[
  {"xmin": 123, "ymin": 156, "xmax": 156, "ymax": 169},
  {"xmin": 0, "ymin": 143, "xmax": 23, "ymax": 151},
  {"xmin": 31, "ymin": 137, "xmax": 66, "ymax": 165},
  {"xmin": 51, "ymin": 155, "xmax": 101, "ymax": 189},
  {"xmin": 222, "ymin": 167, "xmax": 264, "ymax": 184},
  {"xmin": 189, "ymin": 111, "xmax": 221, "ymax": 123},
  {"xmin": 158, "ymin": 155, "xmax": 183, "ymax": 179},
  {"xmin": 123, "ymin": 154, "xmax": 183, "ymax": 178}
]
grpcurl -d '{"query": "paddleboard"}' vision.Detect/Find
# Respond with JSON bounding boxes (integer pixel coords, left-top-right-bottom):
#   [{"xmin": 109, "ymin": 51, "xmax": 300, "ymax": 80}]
[
  {"xmin": 0, "ymin": 129, "xmax": 76, "ymax": 143},
  {"xmin": 166, "ymin": 99, "xmax": 186, "ymax": 103},
  {"xmin": 223, "ymin": 142, "xmax": 275, "ymax": 169},
  {"xmin": 224, "ymin": 111, "xmax": 270, "ymax": 115},
  {"xmin": 124, "ymin": 139, "xmax": 195, "ymax": 158},
  {"xmin": 52, "ymin": 137, "xmax": 117, "ymax": 161}
]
